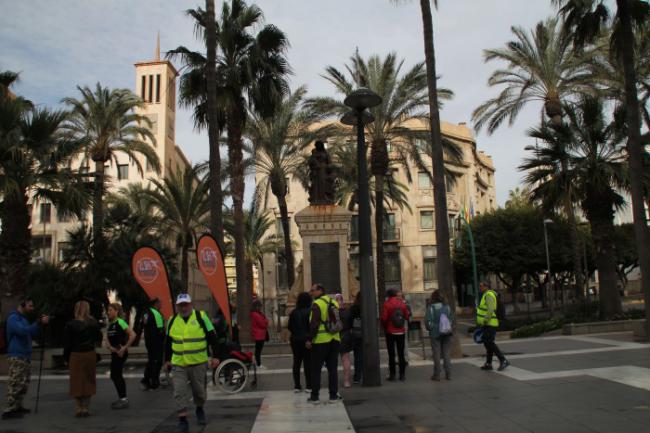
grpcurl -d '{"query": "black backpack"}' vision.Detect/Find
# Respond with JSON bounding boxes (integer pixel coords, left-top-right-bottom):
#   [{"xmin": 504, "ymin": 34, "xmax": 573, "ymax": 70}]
[
  {"xmin": 390, "ymin": 307, "xmax": 405, "ymax": 328},
  {"xmin": 494, "ymin": 291, "xmax": 506, "ymax": 322}
]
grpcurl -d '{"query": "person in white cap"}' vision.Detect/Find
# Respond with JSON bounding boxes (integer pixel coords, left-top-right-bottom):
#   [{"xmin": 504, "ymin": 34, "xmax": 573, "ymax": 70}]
[{"xmin": 164, "ymin": 293, "xmax": 220, "ymax": 433}]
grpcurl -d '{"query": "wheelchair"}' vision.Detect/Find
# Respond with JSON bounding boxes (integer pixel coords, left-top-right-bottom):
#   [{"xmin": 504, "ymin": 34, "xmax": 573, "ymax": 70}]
[{"xmin": 212, "ymin": 348, "xmax": 257, "ymax": 394}]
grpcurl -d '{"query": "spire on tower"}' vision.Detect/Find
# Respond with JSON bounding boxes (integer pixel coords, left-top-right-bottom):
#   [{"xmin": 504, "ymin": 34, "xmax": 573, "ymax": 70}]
[{"xmin": 155, "ymin": 32, "xmax": 160, "ymax": 61}]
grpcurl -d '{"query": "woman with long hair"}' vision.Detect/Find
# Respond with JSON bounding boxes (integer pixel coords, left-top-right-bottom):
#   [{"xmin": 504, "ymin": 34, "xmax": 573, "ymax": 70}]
[
  {"xmin": 288, "ymin": 292, "xmax": 312, "ymax": 392},
  {"xmin": 250, "ymin": 300, "xmax": 269, "ymax": 368},
  {"xmin": 425, "ymin": 290, "xmax": 454, "ymax": 381},
  {"xmin": 63, "ymin": 300, "xmax": 102, "ymax": 417},
  {"xmin": 105, "ymin": 303, "xmax": 135, "ymax": 409}
]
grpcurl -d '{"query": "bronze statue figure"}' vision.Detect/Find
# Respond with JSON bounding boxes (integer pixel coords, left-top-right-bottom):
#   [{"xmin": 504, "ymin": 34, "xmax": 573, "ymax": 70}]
[{"xmin": 308, "ymin": 140, "xmax": 336, "ymax": 205}]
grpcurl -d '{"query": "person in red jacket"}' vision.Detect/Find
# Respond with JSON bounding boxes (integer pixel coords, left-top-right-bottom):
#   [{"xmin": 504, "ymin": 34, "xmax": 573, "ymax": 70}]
[
  {"xmin": 380, "ymin": 289, "xmax": 410, "ymax": 381},
  {"xmin": 250, "ymin": 300, "xmax": 269, "ymax": 368}
]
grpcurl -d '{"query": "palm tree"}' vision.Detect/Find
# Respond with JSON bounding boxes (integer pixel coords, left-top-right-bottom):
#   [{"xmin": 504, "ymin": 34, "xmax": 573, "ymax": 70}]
[
  {"xmin": 554, "ymin": 0, "xmax": 650, "ymax": 337},
  {"xmin": 63, "ymin": 84, "xmax": 160, "ymax": 256},
  {"xmin": 521, "ymin": 97, "xmax": 626, "ymax": 317},
  {"xmin": 505, "ymin": 187, "xmax": 533, "ymax": 209},
  {"xmin": 306, "ymin": 51, "xmax": 452, "ymax": 301},
  {"xmin": 141, "ymin": 165, "xmax": 209, "ymax": 290},
  {"xmin": 167, "ymin": 4, "xmax": 226, "ymax": 248},
  {"xmin": 0, "ymin": 74, "xmax": 90, "ymax": 300},
  {"xmin": 473, "ymin": 17, "xmax": 595, "ymax": 302},
  {"xmin": 212, "ymin": 0, "xmax": 290, "ymax": 342},
  {"xmin": 247, "ymin": 86, "xmax": 320, "ymax": 291}
]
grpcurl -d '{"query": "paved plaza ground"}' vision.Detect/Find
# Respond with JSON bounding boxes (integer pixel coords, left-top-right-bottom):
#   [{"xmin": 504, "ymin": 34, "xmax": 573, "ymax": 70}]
[{"xmin": 1, "ymin": 331, "xmax": 649, "ymax": 433}]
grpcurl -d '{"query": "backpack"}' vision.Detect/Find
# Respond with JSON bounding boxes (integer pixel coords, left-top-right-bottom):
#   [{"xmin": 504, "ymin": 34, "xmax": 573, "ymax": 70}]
[
  {"xmin": 390, "ymin": 306, "xmax": 405, "ymax": 329},
  {"xmin": 351, "ymin": 317, "xmax": 362, "ymax": 339},
  {"xmin": 438, "ymin": 308, "xmax": 452, "ymax": 336},
  {"xmin": 322, "ymin": 298, "xmax": 344, "ymax": 334}
]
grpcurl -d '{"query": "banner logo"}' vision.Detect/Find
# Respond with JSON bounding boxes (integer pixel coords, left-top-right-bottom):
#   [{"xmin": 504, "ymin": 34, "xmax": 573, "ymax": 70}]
[
  {"xmin": 136, "ymin": 258, "xmax": 160, "ymax": 283},
  {"xmin": 199, "ymin": 247, "xmax": 219, "ymax": 276}
]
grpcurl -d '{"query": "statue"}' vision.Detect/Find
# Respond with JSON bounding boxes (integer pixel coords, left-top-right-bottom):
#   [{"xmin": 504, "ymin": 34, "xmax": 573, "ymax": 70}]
[{"xmin": 308, "ymin": 141, "xmax": 336, "ymax": 205}]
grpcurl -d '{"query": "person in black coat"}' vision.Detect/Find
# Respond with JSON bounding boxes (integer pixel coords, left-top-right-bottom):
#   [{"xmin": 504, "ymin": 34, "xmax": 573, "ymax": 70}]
[{"xmin": 288, "ymin": 292, "xmax": 312, "ymax": 392}]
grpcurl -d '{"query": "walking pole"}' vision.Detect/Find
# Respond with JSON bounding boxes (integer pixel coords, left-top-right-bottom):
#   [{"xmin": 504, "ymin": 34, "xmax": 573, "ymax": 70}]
[{"xmin": 34, "ymin": 320, "xmax": 47, "ymax": 414}]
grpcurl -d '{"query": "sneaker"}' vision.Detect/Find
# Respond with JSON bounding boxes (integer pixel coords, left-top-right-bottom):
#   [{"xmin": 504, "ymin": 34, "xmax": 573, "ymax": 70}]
[
  {"xmin": 111, "ymin": 398, "xmax": 129, "ymax": 409},
  {"xmin": 430, "ymin": 375, "xmax": 440, "ymax": 381},
  {"xmin": 196, "ymin": 406, "xmax": 206, "ymax": 425},
  {"xmin": 385, "ymin": 375, "xmax": 396, "ymax": 381},
  {"xmin": 176, "ymin": 418, "xmax": 189, "ymax": 433},
  {"xmin": 305, "ymin": 388, "xmax": 312, "ymax": 394},
  {"xmin": 257, "ymin": 365, "xmax": 267, "ymax": 370},
  {"xmin": 1, "ymin": 410, "xmax": 24, "ymax": 420},
  {"xmin": 140, "ymin": 382, "xmax": 150, "ymax": 391},
  {"xmin": 352, "ymin": 379, "xmax": 361, "ymax": 385},
  {"xmin": 307, "ymin": 397, "xmax": 320, "ymax": 405},
  {"xmin": 497, "ymin": 360, "xmax": 510, "ymax": 372},
  {"xmin": 294, "ymin": 388, "xmax": 302, "ymax": 393},
  {"xmin": 480, "ymin": 364, "xmax": 493, "ymax": 371},
  {"xmin": 329, "ymin": 394, "xmax": 342, "ymax": 404},
  {"xmin": 399, "ymin": 374, "xmax": 405, "ymax": 381}
]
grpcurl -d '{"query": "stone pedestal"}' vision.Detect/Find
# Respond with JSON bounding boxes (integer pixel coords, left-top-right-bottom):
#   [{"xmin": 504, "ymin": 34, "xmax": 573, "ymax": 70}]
[{"xmin": 294, "ymin": 205, "xmax": 352, "ymax": 300}]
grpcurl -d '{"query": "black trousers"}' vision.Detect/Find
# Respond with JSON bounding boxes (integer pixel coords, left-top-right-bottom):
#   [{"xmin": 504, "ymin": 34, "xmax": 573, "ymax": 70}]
[
  {"xmin": 254, "ymin": 340, "xmax": 265, "ymax": 367},
  {"xmin": 386, "ymin": 333, "xmax": 406, "ymax": 378},
  {"xmin": 482, "ymin": 326, "xmax": 506, "ymax": 365},
  {"xmin": 310, "ymin": 340, "xmax": 339, "ymax": 400},
  {"xmin": 290, "ymin": 339, "xmax": 311, "ymax": 390},
  {"xmin": 142, "ymin": 343, "xmax": 163, "ymax": 389},
  {"xmin": 110, "ymin": 352, "xmax": 128, "ymax": 398}
]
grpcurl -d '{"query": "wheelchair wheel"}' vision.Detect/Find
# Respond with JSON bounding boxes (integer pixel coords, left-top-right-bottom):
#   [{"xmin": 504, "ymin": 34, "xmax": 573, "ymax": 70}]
[{"xmin": 216, "ymin": 358, "xmax": 248, "ymax": 394}]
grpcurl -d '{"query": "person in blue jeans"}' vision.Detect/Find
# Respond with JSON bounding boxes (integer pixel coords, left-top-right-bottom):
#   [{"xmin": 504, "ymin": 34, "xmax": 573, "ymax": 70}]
[
  {"xmin": 425, "ymin": 290, "xmax": 454, "ymax": 381},
  {"xmin": 3, "ymin": 298, "xmax": 49, "ymax": 419}
]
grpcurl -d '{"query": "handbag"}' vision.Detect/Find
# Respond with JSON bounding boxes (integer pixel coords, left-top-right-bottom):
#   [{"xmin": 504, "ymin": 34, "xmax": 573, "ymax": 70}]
[{"xmin": 265, "ymin": 330, "xmax": 270, "ymax": 342}]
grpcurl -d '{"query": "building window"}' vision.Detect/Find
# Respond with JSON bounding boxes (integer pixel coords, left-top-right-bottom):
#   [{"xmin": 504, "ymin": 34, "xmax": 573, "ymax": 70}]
[
  {"xmin": 155, "ymin": 74, "xmax": 161, "ymax": 103},
  {"xmin": 420, "ymin": 210, "xmax": 434, "ymax": 230},
  {"xmin": 40, "ymin": 203, "xmax": 51, "ymax": 224},
  {"xmin": 386, "ymin": 140, "xmax": 392, "ymax": 153},
  {"xmin": 418, "ymin": 172, "xmax": 431, "ymax": 189},
  {"xmin": 58, "ymin": 241, "xmax": 71, "ymax": 262},
  {"xmin": 446, "ymin": 179, "xmax": 454, "ymax": 193},
  {"xmin": 383, "ymin": 213, "xmax": 397, "ymax": 240},
  {"xmin": 141, "ymin": 75, "xmax": 146, "ymax": 100},
  {"xmin": 448, "ymin": 214, "xmax": 457, "ymax": 238},
  {"xmin": 118, "ymin": 164, "xmax": 129, "ymax": 180},
  {"xmin": 148, "ymin": 75, "xmax": 154, "ymax": 103},
  {"xmin": 423, "ymin": 245, "xmax": 437, "ymax": 283},
  {"xmin": 415, "ymin": 138, "xmax": 428, "ymax": 153},
  {"xmin": 384, "ymin": 251, "xmax": 401, "ymax": 283},
  {"xmin": 350, "ymin": 215, "xmax": 359, "ymax": 242},
  {"xmin": 32, "ymin": 235, "xmax": 52, "ymax": 263},
  {"xmin": 57, "ymin": 207, "xmax": 70, "ymax": 223}
]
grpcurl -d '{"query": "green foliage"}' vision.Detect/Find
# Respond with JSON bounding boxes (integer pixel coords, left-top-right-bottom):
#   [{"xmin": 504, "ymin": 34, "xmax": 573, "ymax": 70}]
[{"xmin": 511, "ymin": 317, "xmax": 564, "ymax": 338}]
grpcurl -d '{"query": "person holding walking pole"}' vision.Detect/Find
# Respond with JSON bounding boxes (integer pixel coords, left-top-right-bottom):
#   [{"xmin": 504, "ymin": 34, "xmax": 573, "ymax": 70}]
[{"xmin": 2, "ymin": 298, "xmax": 49, "ymax": 420}]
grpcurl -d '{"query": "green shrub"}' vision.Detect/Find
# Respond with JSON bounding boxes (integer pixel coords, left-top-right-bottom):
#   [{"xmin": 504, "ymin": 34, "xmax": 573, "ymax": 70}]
[{"xmin": 510, "ymin": 316, "xmax": 564, "ymax": 339}]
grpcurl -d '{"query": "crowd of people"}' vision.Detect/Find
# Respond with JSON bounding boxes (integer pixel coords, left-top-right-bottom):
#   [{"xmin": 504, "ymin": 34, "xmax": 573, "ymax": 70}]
[{"xmin": 1, "ymin": 280, "xmax": 509, "ymax": 431}]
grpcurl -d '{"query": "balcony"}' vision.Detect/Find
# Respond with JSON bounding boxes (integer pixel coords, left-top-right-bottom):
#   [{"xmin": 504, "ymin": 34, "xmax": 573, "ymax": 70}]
[{"xmin": 349, "ymin": 227, "xmax": 400, "ymax": 243}]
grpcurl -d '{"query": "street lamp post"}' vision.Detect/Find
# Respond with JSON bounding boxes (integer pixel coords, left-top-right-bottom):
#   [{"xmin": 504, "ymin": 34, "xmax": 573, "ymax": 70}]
[
  {"xmin": 543, "ymin": 219, "xmax": 554, "ymax": 313},
  {"xmin": 341, "ymin": 87, "xmax": 382, "ymax": 387}
]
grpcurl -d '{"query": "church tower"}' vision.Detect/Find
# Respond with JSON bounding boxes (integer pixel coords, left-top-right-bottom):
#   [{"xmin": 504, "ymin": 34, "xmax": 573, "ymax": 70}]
[{"xmin": 134, "ymin": 34, "xmax": 179, "ymax": 179}]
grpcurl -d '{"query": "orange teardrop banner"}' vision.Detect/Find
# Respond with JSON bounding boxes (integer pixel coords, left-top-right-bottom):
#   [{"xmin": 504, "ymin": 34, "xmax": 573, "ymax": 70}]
[
  {"xmin": 196, "ymin": 234, "xmax": 232, "ymax": 330},
  {"xmin": 131, "ymin": 246, "xmax": 174, "ymax": 319}
]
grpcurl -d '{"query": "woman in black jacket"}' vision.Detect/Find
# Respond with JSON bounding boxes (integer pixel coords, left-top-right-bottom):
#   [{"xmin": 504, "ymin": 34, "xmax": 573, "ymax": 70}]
[
  {"xmin": 63, "ymin": 300, "xmax": 102, "ymax": 417},
  {"xmin": 288, "ymin": 292, "xmax": 312, "ymax": 392}
]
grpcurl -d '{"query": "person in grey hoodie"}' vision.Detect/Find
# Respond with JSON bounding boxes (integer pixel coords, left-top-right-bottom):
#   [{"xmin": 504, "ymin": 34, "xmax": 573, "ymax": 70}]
[{"xmin": 425, "ymin": 290, "xmax": 454, "ymax": 381}]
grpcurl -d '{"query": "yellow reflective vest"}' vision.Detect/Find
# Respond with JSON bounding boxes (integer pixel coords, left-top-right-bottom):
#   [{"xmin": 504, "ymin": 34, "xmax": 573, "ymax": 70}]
[
  {"xmin": 476, "ymin": 290, "xmax": 499, "ymax": 327},
  {"xmin": 310, "ymin": 295, "xmax": 341, "ymax": 344},
  {"xmin": 167, "ymin": 310, "xmax": 214, "ymax": 367}
]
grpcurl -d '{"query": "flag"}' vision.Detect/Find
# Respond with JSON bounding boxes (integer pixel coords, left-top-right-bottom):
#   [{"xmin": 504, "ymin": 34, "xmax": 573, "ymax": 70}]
[
  {"xmin": 196, "ymin": 234, "xmax": 232, "ymax": 331},
  {"xmin": 131, "ymin": 247, "xmax": 174, "ymax": 319},
  {"xmin": 469, "ymin": 201, "xmax": 475, "ymax": 222}
]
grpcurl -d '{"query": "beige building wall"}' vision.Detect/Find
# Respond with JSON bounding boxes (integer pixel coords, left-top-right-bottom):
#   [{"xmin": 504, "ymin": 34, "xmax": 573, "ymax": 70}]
[{"xmin": 256, "ymin": 120, "xmax": 496, "ymax": 318}]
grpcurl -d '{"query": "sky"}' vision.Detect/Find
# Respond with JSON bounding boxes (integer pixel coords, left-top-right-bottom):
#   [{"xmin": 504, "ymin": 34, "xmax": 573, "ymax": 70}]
[{"xmin": 1, "ymin": 0, "xmax": 561, "ymax": 206}]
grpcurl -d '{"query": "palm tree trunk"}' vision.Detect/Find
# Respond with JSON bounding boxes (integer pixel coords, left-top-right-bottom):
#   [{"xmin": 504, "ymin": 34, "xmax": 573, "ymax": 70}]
[
  {"xmin": 0, "ymin": 191, "xmax": 31, "ymax": 302},
  {"xmin": 419, "ymin": 0, "xmax": 459, "ymax": 357},
  {"xmin": 181, "ymin": 242, "xmax": 189, "ymax": 292},
  {"xmin": 205, "ymin": 0, "xmax": 225, "ymax": 249},
  {"xmin": 276, "ymin": 193, "xmax": 295, "ymax": 289},
  {"xmin": 228, "ymin": 106, "xmax": 251, "ymax": 344},
  {"xmin": 419, "ymin": 0, "xmax": 453, "ymax": 305},
  {"xmin": 617, "ymin": 0, "xmax": 650, "ymax": 340},
  {"xmin": 374, "ymin": 174, "xmax": 386, "ymax": 303},
  {"xmin": 589, "ymin": 215, "xmax": 622, "ymax": 318},
  {"xmin": 92, "ymin": 160, "xmax": 105, "ymax": 254}
]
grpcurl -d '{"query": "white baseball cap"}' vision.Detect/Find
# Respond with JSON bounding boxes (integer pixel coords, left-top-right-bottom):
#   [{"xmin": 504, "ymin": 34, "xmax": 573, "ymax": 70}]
[{"xmin": 176, "ymin": 293, "xmax": 192, "ymax": 304}]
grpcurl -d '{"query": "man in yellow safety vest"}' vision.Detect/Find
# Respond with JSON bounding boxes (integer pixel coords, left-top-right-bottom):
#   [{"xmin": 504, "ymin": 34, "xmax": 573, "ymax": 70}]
[
  {"xmin": 306, "ymin": 284, "xmax": 341, "ymax": 405},
  {"xmin": 164, "ymin": 294, "xmax": 220, "ymax": 433},
  {"xmin": 476, "ymin": 281, "xmax": 509, "ymax": 371}
]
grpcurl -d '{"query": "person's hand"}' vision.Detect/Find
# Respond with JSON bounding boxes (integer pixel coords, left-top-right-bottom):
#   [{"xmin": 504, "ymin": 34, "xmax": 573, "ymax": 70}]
[
  {"xmin": 163, "ymin": 361, "xmax": 172, "ymax": 372},
  {"xmin": 40, "ymin": 315, "xmax": 50, "ymax": 325},
  {"xmin": 305, "ymin": 341, "xmax": 312, "ymax": 349},
  {"xmin": 109, "ymin": 346, "xmax": 118, "ymax": 353},
  {"xmin": 117, "ymin": 346, "xmax": 126, "ymax": 358},
  {"xmin": 209, "ymin": 358, "xmax": 220, "ymax": 369}
]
